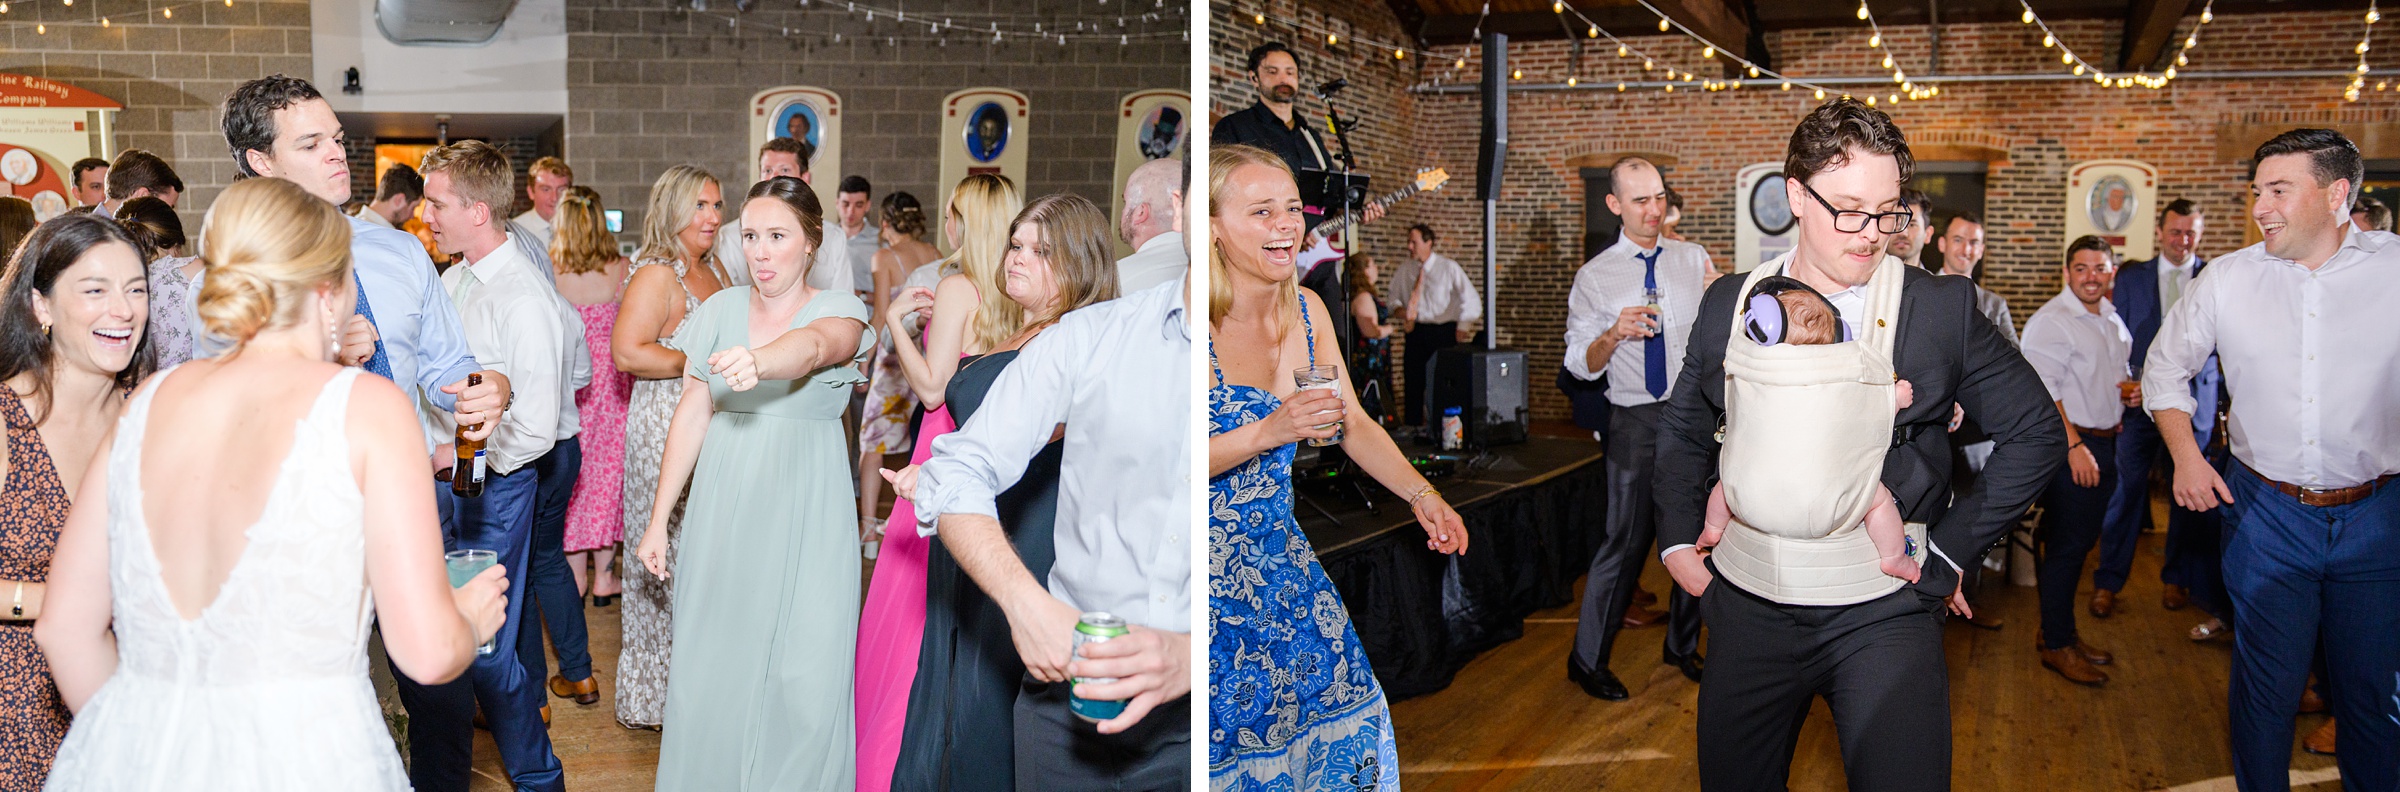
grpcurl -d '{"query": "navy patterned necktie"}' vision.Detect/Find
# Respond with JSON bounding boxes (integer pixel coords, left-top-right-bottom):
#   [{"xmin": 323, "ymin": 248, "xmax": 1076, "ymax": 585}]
[
  {"xmin": 353, "ymin": 271, "xmax": 393, "ymax": 380},
  {"xmin": 1640, "ymin": 248, "xmax": 1666, "ymax": 398}
]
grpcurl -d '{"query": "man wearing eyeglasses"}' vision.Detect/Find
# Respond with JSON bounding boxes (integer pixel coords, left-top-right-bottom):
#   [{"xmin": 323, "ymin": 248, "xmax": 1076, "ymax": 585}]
[
  {"xmin": 1651, "ymin": 98, "xmax": 2063, "ymax": 789},
  {"xmin": 1560, "ymin": 156, "xmax": 1715, "ymax": 701}
]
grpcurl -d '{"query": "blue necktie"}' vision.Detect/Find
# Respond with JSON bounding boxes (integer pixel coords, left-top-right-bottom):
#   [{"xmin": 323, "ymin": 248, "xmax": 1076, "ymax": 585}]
[
  {"xmin": 1640, "ymin": 248, "xmax": 1666, "ymax": 398},
  {"xmin": 353, "ymin": 271, "xmax": 393, "ymax": 380}
]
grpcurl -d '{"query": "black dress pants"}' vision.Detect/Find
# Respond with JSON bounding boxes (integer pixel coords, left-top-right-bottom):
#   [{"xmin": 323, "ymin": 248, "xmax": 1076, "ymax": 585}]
[
  {"xmin": 1697, "ymin": 572, "xmax": 1951, "ymax": 792},
  {"xmin": 1401, "ymin": 322, "xmax": 1457, "ymax": 426},
  {"xmin": 2036, "ymin": 433, "xmax": 2116, "ymax": 650},
  {"xmin": 1571, "ymin": 401, "xmax": 1701, "ymax": 673}
]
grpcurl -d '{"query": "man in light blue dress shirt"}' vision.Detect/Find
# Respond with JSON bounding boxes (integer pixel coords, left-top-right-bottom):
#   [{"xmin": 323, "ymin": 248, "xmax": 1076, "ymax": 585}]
[{"xmin": 898, "ymin": 276, "xmax": 1192, "ymax": 790}]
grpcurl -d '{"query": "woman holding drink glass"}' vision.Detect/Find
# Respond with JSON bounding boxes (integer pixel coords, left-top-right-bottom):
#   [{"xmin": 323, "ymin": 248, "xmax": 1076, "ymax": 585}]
[
  {"xmin": 1205, "ymin": 143, "xmax": 1468, "ymax": 791},
  {"xmin": 33, "ymin": 178, "xmax": 506, "ymax": 790}
]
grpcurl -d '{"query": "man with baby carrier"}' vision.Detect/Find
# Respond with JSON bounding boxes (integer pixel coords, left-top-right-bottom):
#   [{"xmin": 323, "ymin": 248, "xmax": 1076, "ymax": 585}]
[{"xmin": 1652, "ymin": 98, "xmax": 2065, "ymax": 790}]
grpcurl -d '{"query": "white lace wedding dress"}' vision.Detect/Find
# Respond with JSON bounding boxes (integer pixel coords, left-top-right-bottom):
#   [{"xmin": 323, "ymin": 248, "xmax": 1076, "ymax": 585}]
[{"xmin": 44, "ymin": 367, "xmax": 410, "ymax": 791}]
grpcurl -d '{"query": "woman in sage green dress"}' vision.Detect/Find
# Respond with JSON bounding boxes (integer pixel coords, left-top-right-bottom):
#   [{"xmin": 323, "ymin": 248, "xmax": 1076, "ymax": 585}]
[{"xmin": 635, "ymin": 176, "xmax": 873, "ymax": 790}]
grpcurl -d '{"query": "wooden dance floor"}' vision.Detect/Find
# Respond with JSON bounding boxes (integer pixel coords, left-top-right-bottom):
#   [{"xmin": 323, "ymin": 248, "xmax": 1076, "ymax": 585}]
[{"xmin": 1388, "ymin": 518, "xmax": 2344, "ymax": 791}]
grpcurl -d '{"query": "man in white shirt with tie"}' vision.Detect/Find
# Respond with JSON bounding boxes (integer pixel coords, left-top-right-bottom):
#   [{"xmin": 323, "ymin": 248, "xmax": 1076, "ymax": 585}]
[
  {"xmin": 2145, "ymin": 128, "xmax": 2400, "ymax": 792},
  {"xmin": 512, "ymin": 156, "xmax": 571, "ymax": 249},
  {"xmin": 1397, "ymin": 223, "xmax": 1480, "ymax": 428},
  {"xmin": 417, "ymin": 140, "xmax": 587, "ymax": 792},
  {"xmin": 1114, "ymin": 157, "xmax": 1187, "ymax": 293},
  {"xmin": 2020, "ymin": 235, "xmax": 2133, "ymax": 688},
  {"xmin": 1560, "ymin": 156, "xmax": 1713, "ymax": 699}
]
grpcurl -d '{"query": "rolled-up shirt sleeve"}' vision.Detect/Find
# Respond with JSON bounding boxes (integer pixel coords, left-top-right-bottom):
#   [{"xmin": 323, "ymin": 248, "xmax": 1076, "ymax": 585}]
[
  {"xmin": 2142, "ymin": 267, "xmax": 2217, "ymax": 418},
  {"xmin": 1563, "ymin": 264, "xmax": 1613, "ymax": 381},
  {"xmin": 914, "ymin": 323, "xmax": 1080, "ymax": 536}
]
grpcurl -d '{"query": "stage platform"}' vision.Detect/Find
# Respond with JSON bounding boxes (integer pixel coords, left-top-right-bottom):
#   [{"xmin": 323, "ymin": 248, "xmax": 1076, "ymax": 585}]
[{"xmin": 1298, "ymin": 431, "xmax": 1608, "ymax": 699}]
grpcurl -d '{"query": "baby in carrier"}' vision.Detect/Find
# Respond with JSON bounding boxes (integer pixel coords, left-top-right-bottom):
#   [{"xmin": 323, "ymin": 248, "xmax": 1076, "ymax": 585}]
[{"xmin": 1701, "ymin": 277, "xmax": 1921, "ymax": 583}]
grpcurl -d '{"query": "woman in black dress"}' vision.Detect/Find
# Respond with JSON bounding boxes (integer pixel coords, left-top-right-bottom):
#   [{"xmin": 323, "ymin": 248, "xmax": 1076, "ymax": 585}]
[
  {"xmin": 891, "ymin": 194, "xmax": 1119, "ymax": 791},
  {"xmin": 1345, "ymin": 253, "xmax": 1397, "ymax": 427}
]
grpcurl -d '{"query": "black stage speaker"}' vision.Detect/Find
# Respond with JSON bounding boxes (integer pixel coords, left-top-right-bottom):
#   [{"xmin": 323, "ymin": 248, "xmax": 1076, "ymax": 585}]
[
  {"xmin": 1426, "ymin": 347, "xmax": 1529, "ymax": 448},
  {"xmin": 1477, "ymin": 33, "xmax": 1507, "ymax": 202}
]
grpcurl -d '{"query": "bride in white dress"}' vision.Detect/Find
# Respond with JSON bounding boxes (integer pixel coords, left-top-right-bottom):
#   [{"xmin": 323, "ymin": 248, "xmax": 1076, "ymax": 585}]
[{"xmin": 32, "ymin": 177, "xmax": 508, "ymax": 791}]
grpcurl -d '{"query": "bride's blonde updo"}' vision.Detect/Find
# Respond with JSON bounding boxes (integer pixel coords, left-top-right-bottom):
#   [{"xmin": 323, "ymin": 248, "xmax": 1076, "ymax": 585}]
[{"xmin": 195, "ymin": 177, "xmax": 353, "ymax": 354}]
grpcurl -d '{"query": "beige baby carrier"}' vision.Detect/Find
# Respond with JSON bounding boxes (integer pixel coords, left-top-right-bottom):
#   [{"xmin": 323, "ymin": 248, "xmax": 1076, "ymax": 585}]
[{"xmin": 1709, "ymin": 252, "xmax": 1929, "ymax": 606}]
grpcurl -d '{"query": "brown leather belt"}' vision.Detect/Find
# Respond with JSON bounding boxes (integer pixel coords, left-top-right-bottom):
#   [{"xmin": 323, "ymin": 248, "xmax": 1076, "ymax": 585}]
[
  {"xmin": 2261, "ymin": 471, "xmax": 2399, "ymax": 508},
  {"xmin": 2074, "ymin": 424, "xmax": 2119, "ymax": 439}
]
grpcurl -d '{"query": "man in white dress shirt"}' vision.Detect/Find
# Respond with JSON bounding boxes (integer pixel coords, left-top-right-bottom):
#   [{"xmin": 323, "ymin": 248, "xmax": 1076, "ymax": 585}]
[
  {"xmin": 2143, "ymin": 128, "xmax": 2400, "ymax": 792},
  {"xmin": 511, "ymin": 156, "xmax": 572, "ymax": 249},
  {"xmin": 1114, "ymin": 157, "xmax": 1187, "ymax": 293},
  {"xmin": 1397, "ymin": 223, "xmax": 1480, "ymax": 427},
  {"xmin": 1932, "ymin": 211, "xmax": 2016, "ymax": 344},
  {"xmin": 1560, "ymin": 155, "xmax": 1713, "ymax": 699},
  {"xmin": 417, "ymin": 140, "xmax": 584, "ymax": 792},
  {"xmin": 2019, "ymin": 235, "xmax": 2132, "ymax": 688},
  {"xmin": 716, "ymin": 137, "xmax": 854, "ymax": 294},
  {"xmin": 354, "ymin": 163, "xmax": 424, "ymax": 230}
]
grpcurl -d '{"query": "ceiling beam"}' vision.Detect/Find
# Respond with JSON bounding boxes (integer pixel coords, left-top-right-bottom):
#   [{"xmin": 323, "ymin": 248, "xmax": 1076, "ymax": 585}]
[
  {"xmin": 1650, "ymin": 0, "xmax": 1752, "ymax": 72},
  {"xmin": 1383, "ymin": 0, "xmax": 1430, "ymax": 48},
  {"xmin": 2119, "ymin": 0, "xmax": 2205, "ymax": 72}
]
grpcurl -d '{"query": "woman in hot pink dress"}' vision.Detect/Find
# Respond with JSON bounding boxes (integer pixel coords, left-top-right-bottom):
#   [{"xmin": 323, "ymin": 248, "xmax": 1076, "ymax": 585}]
[
  {"xmin": 855, "ymin": 174, "xmax": 1021, "ymax": 791},
  {"xmin": 552, "ymin": 188, "xmax": 632, "ymax": 602}
]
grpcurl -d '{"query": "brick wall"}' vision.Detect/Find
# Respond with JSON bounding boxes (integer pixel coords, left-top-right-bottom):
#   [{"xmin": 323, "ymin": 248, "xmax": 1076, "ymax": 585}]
[
  {"xmin": 0, "ymin": 0, "xmax": 315, "ymax": 232},
  {"xmin": 564, "ymin": 0, "xmax": 1186, "ymax": 241},
  {"xmin": 1233, "ymin": 4, "xmax": 2387, "ymax": 420}
]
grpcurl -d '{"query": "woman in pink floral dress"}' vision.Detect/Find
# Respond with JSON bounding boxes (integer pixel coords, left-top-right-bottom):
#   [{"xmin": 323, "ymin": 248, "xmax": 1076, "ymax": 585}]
[{"xmin": 551, "ymin": 188, "xmax": 633, "ymax": 601}]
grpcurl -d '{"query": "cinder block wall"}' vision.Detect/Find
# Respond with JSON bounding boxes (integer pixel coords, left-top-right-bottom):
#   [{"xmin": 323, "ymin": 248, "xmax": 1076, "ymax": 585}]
[
  {"xmin": 0, "ymin": 0, "xmax": 315, "ymax": 232},
  {"xmin": 564, "ymin": 0, "xmax": 1188, "ymax": 241}
]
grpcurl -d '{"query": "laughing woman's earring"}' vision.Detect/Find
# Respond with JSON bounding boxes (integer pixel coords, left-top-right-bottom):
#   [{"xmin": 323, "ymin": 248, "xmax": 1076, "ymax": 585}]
[{"xmin": 40, "ymin": 322, "xmax": 50, "ymax": 337}]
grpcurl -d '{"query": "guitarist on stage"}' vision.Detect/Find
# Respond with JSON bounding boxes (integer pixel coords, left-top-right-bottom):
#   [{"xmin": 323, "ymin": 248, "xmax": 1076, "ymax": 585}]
[{"xmin": 1216, "ymin": 41, "xmax": 1386, "ymax": 360}]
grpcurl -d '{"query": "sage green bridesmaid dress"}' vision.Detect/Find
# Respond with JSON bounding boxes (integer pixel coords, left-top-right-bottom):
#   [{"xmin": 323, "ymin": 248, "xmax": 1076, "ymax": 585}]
[{"xmin": 655, "ymin": 285, "xmax": 874, "ymax": 791}]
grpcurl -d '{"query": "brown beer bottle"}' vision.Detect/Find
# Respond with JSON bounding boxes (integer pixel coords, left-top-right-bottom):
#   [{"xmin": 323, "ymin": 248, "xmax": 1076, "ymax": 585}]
[{"xmin": 452, "ymin": 372, "xmax": 486, "ymax": 497}]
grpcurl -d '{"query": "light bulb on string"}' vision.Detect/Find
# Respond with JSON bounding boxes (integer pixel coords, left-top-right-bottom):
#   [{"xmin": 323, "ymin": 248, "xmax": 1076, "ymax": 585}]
[
  {"xmin": 1658, "ymin": 16, "xmax": 1669, "ymax": 31},
  {"xmin": 2363, "ymin": 41, "xmax": 2374, "ymax": 54},
  {"xmin": 1856, "ymin": 3, "xmax": 1868, "ymax": 20},
  {"xmin": 1617, "ymin": 82, "xmax": 1626, "ymax": 91},
  {"xmin": 2073, "ymin": 63, "xmax": 2085, "ymax": 75},
  {"xmin": 1617, "ymin": 44, "xmax": 1628, "ymax": 57},
  {"xmin": 1814, "ymin": 88, "xmax": 1825, "ymax": 99},
  {"xmin": 2177, "ymin": 53, "xmax": 2188, "ymax": 66},
  {"xmin": 1567, "ymin": 76, "xmax": 1578, "ymax": 86},
  {"xmin": 2042, "ymin": 33, "xmax": 2053, "ymax": 47},
  {"xmin": 1327, "ymin": 33, "xmax": 1337, "ymax": 45},
  {"xmin": 1511, "ymin": 68, "xmax": 1522, "ymax": 79},
  {"xmin": 2371, "ymin": 9, "xmax": 2382, "ymax": 24},
  {"xmin": 1866, "ymin": 96, "xmax": 1877, "ymax": 106},
  {"xmin": 2165, "ymin": 66, "xmax": 2177, "ymax": 79},
  {"xmin": 1781, "ymin": 81, "xmax": 1791, "ymax": 90},
  {"xmin": 1643, "ymin": 58, "xmax": 1653, "ymax": 70},
  {"xmin": 1869, "ymin": 34, "xmax": 1880, "ymax": 48},
  {"xmin": 2201, "ymin": 8, "xmax": 2212, "ymax": 23},
  {"xmin": 1747, "ymin": 65, "xmax": 1759, "ymax": 77},
  {"xmin": 2186, "ymin": 35, "xmax": 2197, "ymax": 48},
  {"xmin": 1589, "ymin": 25, "xmax": 1598, "ymax": 38},
  {"xmin": 1395, "ymin": 48, "xmax": 1405, "ymax": 59},
  {"xmin": 1552, "ymin": 0, "xmax": 1562, "ymax": 12},
  {"xmin": 1888, "ymin": 93, "xmax": 1898, "ymax": 103},
  {"xmin": 2021, "ymin": 8, "xmax": 2033, "ymax": 23},
  {"xmin": 2063, "ymin": 51, "xmax": 2074, "ymax": 64},
  {"xmin": 1881, "ymin": 54, "xmax": 1893, "ymax": 68},
  {"xmin": 1702, "ymin": 46, "xmax": 1713, "ymax": 59},
  {"xmin": 1253, "ymin": 13, "xmax": 1263, "ymax": 24},
  {"xmin": 1664, "ymin": 84, "xmax": 1674, "ymax": 92}
]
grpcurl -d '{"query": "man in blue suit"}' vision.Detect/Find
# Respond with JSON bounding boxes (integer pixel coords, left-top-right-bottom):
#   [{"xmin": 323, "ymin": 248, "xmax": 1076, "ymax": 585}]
[{"xmin": 2094, "ymin": 198, "xmax": 2224, "ymax": 626}]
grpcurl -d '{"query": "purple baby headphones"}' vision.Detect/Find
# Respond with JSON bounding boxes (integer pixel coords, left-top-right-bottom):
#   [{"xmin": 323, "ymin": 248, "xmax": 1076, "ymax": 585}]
[{"xmin": 1743, "ymin": 275, "xmax": 1853, "ymax": 345}]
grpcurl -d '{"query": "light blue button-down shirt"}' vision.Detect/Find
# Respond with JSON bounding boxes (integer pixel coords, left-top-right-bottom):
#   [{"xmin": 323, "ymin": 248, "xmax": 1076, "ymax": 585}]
[
  {"xmin": 348, "ymin": 213, "xmax": 483, "ymax": 416},
  {"xmin": 915, "ymin": 279, "xmax": 1193, "ymax": 634}
]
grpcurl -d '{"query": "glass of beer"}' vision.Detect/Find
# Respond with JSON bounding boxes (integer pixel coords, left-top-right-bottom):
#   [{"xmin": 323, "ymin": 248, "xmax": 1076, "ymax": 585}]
[
  {"xmin": 444, "ymin": 549, "xmax": 499, "ymax": 656},
  {"xmin": 2120, "ymin": 363, "xmax": 2143, "ymax": 406},
  {"xmin": 1294, "ymin": 365, "xmax": 1343, "ymax": 447}
]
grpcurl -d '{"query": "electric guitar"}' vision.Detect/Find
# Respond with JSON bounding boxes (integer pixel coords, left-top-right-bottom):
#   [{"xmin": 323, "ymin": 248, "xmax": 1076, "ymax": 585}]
[{"xmin": 1297, "ymin": 167, "xmax": 1451, "ymax": 272}]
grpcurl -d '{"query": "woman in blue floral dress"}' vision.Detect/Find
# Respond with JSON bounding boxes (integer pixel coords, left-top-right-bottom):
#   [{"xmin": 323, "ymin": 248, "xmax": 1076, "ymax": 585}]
[{"xmin": 1206, "ymin": 144, "xmax": 1470, "ymax": 792}]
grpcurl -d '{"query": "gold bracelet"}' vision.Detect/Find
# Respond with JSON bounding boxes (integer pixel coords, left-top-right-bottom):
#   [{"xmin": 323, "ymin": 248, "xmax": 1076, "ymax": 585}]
[{"xmin": 1407, "ymin": 483, "xmax": 1439, "ymax": 508}]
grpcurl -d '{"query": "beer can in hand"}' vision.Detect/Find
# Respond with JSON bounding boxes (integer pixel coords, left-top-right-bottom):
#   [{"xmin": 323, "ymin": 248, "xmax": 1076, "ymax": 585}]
[{"xmin": 1069, "ymin": 612, "xmax": 1131, "ymax": 722}]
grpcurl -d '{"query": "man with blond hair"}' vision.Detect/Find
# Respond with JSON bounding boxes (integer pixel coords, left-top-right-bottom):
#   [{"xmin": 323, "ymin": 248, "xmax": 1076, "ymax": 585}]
[{"xmin": 414, "ymin": 139, "xmax": 588, "ymax": 792}]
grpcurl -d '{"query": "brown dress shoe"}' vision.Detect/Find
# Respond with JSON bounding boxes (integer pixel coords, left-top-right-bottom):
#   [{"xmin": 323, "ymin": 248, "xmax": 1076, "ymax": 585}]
[
  {"xmin": 550, "ymin": 674, "xmax": 601, "ymax": 706},
  {"xmin": 2039, "ymin": 646, "xmax": 2109, "ymax": 686},
  {"xmin": 1633, "ymin": 588, "xmax": 1659, "ymax": 608},
  {"xmin": 2161, "ymin": 584, "xmax": 2189, "ymax": 611},
  {"xmin": 2088, "ymin": 588, "xmax": 2117, "ymax": 618},
  {"xmin": 1621, "ymin": 604, "xmax": 1666, "ymax": 628},
  {"xmin": 2076, "ymin": 642, "xmax": 2113, "ymax": 666},
  {"xmin": 2300, "ymin": 687, "xmax": 2329, "ymax": 714},
  {"xmin": 2303, "ymin": 718, "xmax": 2336, "ymax": 756}
]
